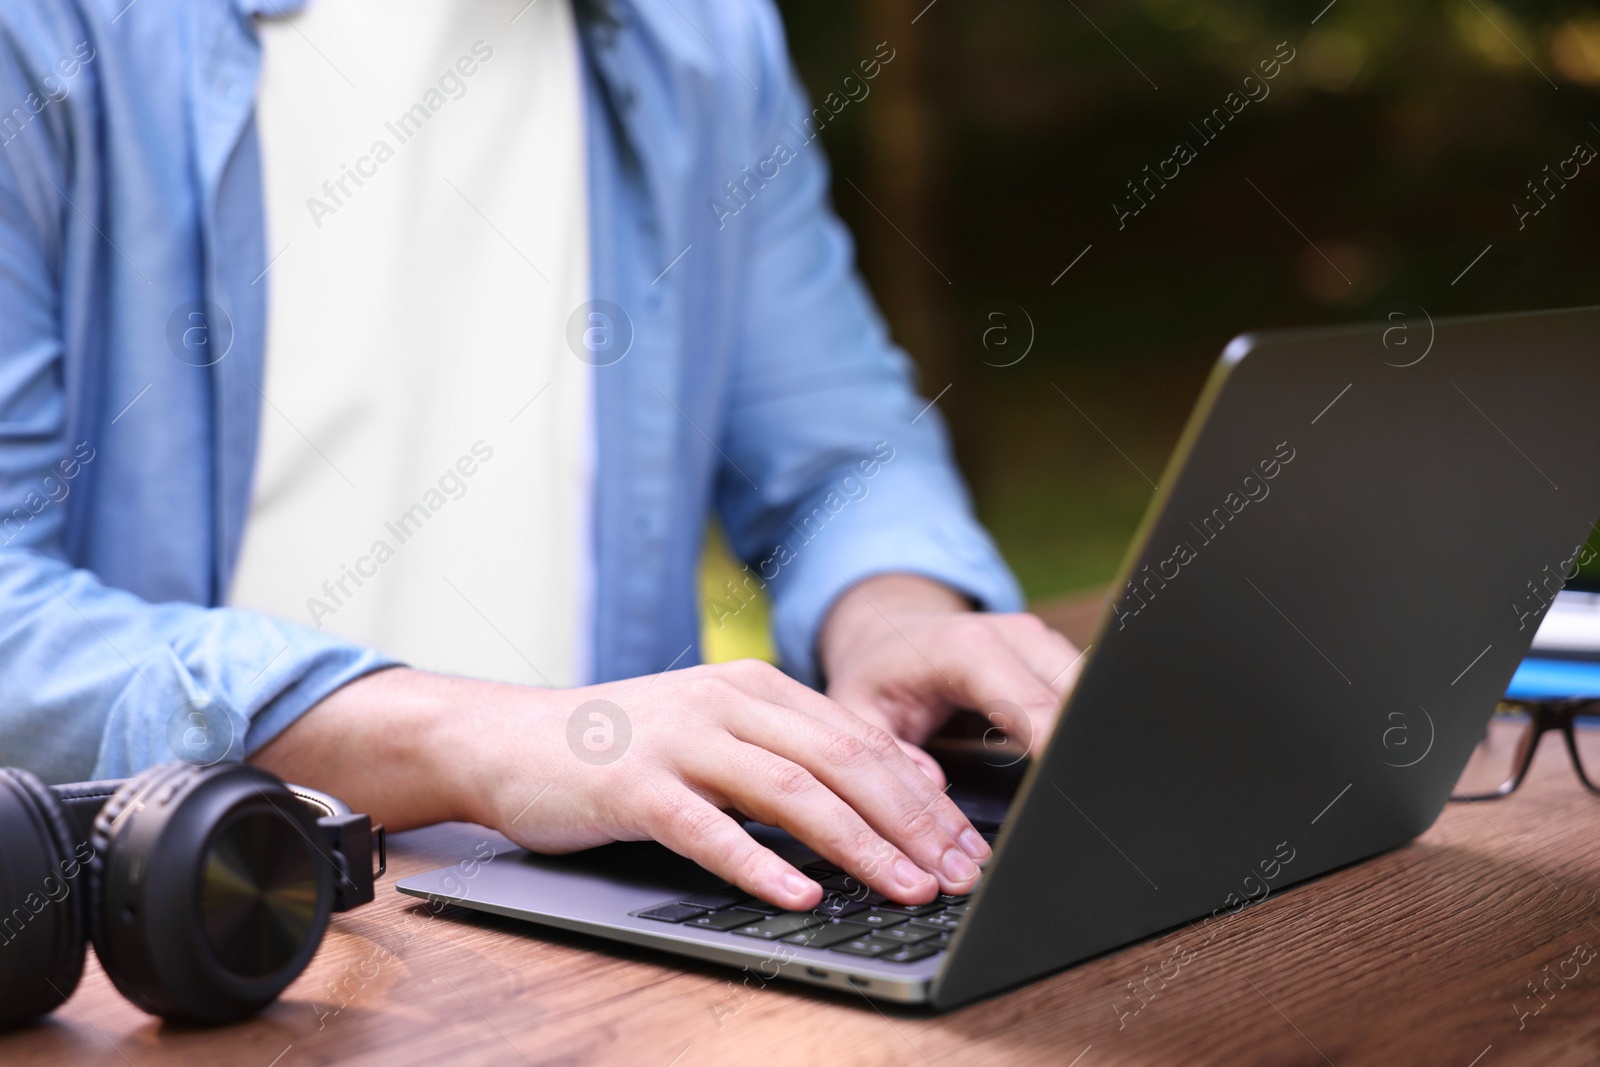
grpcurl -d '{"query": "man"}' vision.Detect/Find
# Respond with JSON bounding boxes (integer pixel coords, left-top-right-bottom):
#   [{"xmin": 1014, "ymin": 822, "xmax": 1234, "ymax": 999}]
[{"xmin": 0, "ymin": 0, "xmax": 1079, "ymax": 910}]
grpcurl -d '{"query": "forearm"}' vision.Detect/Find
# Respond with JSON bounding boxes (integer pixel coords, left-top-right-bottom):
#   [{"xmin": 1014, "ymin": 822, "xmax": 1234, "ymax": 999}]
[
  {"xmin": 251, "ymin": 577, "xmax": 979, "ymax": 835},
  {"xmin": 248, "ymin": 666, "xmax": 502, "ymax": 831}
]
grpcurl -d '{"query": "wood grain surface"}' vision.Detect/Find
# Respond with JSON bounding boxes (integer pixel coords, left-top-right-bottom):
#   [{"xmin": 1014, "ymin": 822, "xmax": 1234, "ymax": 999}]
[{"xmin": 7, "ymin": 588, "xmax": 1600, "ymax": 1066}]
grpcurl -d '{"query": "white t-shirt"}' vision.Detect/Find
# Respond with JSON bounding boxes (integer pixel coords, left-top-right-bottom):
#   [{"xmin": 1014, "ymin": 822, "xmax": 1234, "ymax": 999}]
[{"xmin": 231, "ymin": 0, "xmax": 591, "ymax": 687}]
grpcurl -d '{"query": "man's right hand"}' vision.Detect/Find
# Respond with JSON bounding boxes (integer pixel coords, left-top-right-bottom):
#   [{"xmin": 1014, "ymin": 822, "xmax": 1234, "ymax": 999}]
[{"xmin": 250, "ymin": 661, "xmax": 990, "ymax": 909}]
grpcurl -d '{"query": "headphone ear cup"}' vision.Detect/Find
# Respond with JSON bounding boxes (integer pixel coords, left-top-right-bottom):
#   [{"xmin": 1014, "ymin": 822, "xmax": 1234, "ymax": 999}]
[
  {"xmin": 0, "ymin": 768, "xmax": 89, "ymax": 1030},
  {"xmin": 89, "ymin": 761, "xmax": 333, "ymax": 1023},
  {"xmin": 87, "ymin": 761, "xmax": 197, "ymax": 1017},
  {"xmin": 87, "ymin": 761, "xmax": 190, "ymax": 956}
]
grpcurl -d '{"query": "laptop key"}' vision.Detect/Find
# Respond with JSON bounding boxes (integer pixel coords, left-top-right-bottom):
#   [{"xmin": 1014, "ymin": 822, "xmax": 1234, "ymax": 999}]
[
  {"xmin": 873, "ymin": 900, "xmax": 944, "ymax": 917},
  {"xmin": 829, "ymin": 936, "xmax": 897, "ymax": 959},
  {"xmin": 818, "ymin": 874, "xmax": 877, "ymax": 898},
  {"xmin": 679, "ymin": 891, "xmax": 744, "ymax": 911},
  {"xmin": 881, "ymin": 943, "xmax": 942, "ymax": 964},
  {"xmin": 842, "ymin": 909, "xmax": 909, "ymax": 930},
  {"xmin": 731, "ymin": 912, "xmax": 828, "ymax": 940},
  {"xmin": 909, "ymin": 912, "xmax": 962, "ymax": 931},
  {"xmin": 874, "ymin": 924, "xmax": 937, "ymax": 944},
  {"xmin": 731, "ymin": 897, "xmax": 783, "ymax": 916},
  {"xmin": 814, "ymin": 894, "xmax": 869, "ymax": 919},
  {"xmin": 839, "ymin": 890, "xmax": 890, "ymax": 909},
  {"xmin": 803, "ymin": 861, "xmax": 843, "ymax": 877},
  {"xmin": 781, "ymin": 922, "xmax": 863, "ymax": 949},
  {"xmin": 689, "ymin": 908, "xmax": 766, "ymax": 932},
  {"xmin": 636, "ymin": 903, "xmax": 706, "ymax": 923}
]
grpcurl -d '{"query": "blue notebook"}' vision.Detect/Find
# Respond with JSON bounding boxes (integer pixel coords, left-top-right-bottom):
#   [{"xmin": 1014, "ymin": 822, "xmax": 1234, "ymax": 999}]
[{"xmin": 1506, "ymin": 657, "xmax": 1600, "ymax": 700}]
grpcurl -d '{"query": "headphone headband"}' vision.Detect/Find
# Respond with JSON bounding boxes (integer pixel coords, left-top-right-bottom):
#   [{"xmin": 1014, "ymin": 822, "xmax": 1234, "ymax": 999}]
[{"xmin": 49, "ymin": 773, "xmax": 384, "ymax": 912}]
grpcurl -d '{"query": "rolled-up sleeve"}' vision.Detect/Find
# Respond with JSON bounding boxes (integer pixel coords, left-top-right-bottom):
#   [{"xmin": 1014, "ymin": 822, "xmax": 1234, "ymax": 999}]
[
  {"xmin": 0, "ymin": 49, "xmax": 396, "ymax": 783},
  {"xmin": 715, "ymin": 7, "xmax": 1023, "ymax": 686}
]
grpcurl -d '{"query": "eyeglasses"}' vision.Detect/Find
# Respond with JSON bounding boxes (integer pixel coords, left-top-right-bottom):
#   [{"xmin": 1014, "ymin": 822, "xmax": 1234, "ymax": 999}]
[{"xmin": 1451, "ymin": 699, "xmax": 1600, "ymax": 801}]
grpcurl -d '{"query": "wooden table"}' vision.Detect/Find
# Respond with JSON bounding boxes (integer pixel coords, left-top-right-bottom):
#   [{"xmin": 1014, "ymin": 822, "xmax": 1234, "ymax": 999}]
[{"xmin": 9, "ymin": 589, "xmax": 1600, "ymax": 1066}]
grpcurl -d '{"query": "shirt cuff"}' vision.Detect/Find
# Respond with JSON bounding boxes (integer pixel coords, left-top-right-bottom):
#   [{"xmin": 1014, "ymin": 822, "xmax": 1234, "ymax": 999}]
[
  {"xmin": 91, "ymin": 612, "xmax": 401, "ymax": 780},
  {"xmin": 765, "ymin": 467, "xmax": 1024, "ymax": 688}
]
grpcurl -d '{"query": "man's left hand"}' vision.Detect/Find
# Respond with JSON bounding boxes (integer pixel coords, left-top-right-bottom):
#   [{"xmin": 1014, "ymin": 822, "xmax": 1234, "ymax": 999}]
[{"xmin": 817, "ymin": 574, "xmax": 1085, "ymax": 787}]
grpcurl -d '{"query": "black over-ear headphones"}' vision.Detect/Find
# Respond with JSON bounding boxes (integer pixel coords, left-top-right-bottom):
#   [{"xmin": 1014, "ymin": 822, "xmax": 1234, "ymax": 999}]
[{"xmin": 0, "ymin": 759, "xmax": 384, "ymax": 1028}]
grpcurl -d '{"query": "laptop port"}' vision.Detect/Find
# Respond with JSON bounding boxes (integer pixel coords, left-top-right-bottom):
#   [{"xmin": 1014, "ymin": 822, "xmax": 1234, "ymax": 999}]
[
  {"xmin": 805, "ymin": 968, "xmax": 828, "ymax": 979},
  {"xmin": 846, "ymin": 976, "xmax": 870, "ymax": 988}
]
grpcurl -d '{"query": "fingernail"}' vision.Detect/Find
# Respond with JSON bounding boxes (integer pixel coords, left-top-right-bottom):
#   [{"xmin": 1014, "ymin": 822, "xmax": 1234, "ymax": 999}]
[
  {"xmin": 942, "ymin": 847, "xmax": 978, "ymax": 882},
  {"xmin": 783, "ymin": 871, "xmax": 814, "ymax": 898},
  {"xmin": 958, "ymin": 828, "xmax": 990, "ymax": 859},
  {"xmin": 893, "ymin": 857, "xmax": 933, "ymax": 889}
]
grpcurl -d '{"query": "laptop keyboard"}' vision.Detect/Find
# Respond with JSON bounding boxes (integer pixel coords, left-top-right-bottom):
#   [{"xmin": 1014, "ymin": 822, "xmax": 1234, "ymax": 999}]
[{"xmin": 633, "ymin": 818, "xmax": 998, "ymax": 966}]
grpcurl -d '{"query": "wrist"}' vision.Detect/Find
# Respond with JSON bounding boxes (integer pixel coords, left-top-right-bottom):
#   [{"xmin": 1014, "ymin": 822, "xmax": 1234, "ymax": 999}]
[
  {"xmin": 406, "ymin": 670, "xmax": 558, "ymax": 830},
  {"xmin": 818, "ymin": 574, "xmax": 972, "ymax": 680},
  {"xmin": 389, "ymin": 669, "xmax": 496, "ymax": 826},
  {"xmin": 254, "ymin": 666, "xmax": 502, "ymax": 831}
]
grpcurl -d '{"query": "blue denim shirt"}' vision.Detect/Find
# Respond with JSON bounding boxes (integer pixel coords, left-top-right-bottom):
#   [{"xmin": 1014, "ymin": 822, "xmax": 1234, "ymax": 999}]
[{"xmin": 0, "ymin": 0, "xmax": 1022, "ymax": 782}]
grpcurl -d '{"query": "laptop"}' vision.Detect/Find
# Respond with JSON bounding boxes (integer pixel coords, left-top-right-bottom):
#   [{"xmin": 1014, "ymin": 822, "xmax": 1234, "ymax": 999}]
[{"xmin": 399, "ymin": 305, "xmax": 1600, "ymax": 1008}]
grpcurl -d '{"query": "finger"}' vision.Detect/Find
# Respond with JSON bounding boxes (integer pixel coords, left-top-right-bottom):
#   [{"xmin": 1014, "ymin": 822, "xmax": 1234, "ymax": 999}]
[
  {"xmin": 720, "ymin": 662, "xmax": 984, "ymax": 861},
  {"xmin": 687, "ymin": 739, "xmax": 966, "ymax": 904},
  {"xmin": 898, "ymin": 738, "xmax": 947, "ymax": 790},
  {"xmin": 819, "ymin": 692, "xmax": 950, "ymax": 790},
  {"xmin": 990, "ymin": 613, "xmax": 1086, "ymax": 700},
  {"xmin": 639, "ymin": 783, "xmax": 822, "ymax": 911},
  {"xmin": 721, "ymin": 703, "xmax": 982, "ymax": 893},
  {"xmin": 828, "ymin": 678, "xmax": 957, "ymax": 748},
  {"xmin": 934, "ymin": 620, "xmax": 1063, "ymax": 761}
]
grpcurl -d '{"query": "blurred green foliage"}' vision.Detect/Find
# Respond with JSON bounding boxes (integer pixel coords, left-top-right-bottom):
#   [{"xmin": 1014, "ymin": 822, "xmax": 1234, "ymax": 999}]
[{"xmin": 702, "ymin": 0, "xmax": 1600, "ymax": 660}]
